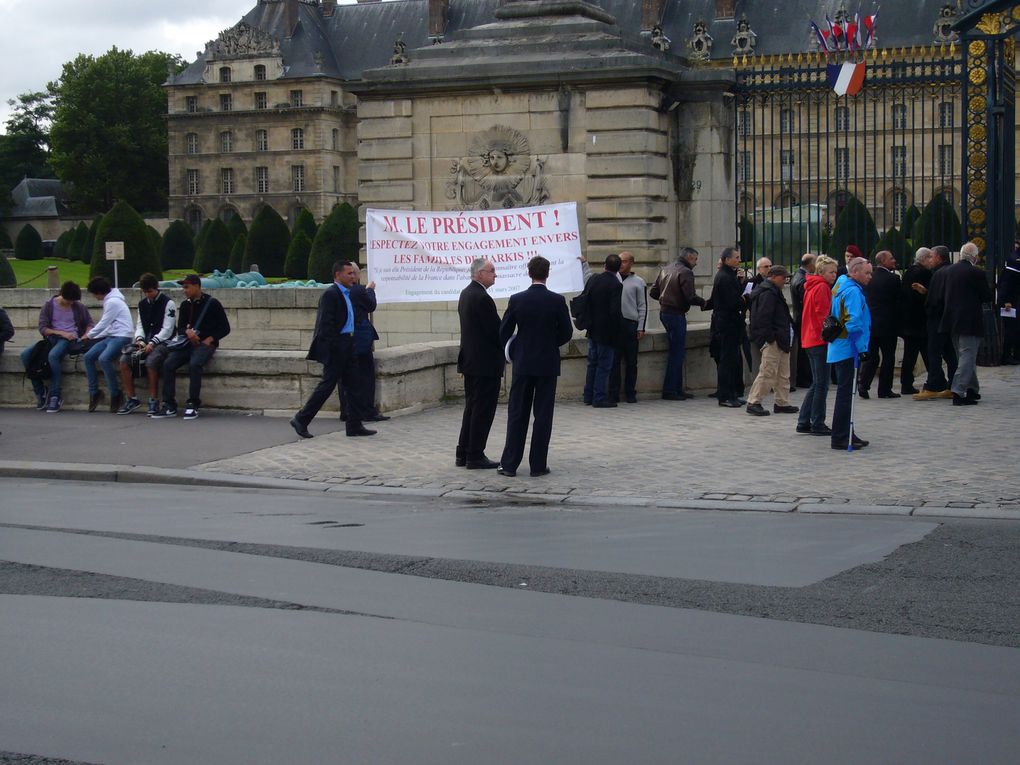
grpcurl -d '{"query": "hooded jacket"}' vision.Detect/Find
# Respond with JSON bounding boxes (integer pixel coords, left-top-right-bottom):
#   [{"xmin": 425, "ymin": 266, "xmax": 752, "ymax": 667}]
[
  {"xmin": 826, "ymin": 274, "xmax": 871, "ymax": 363},
  {"xmin": 748, "ymin": 279, "xmax": 792, "ymax": 352},
  {"xmin": 800, "ymin": 274, "xmax": 832, "ymax": 349},
  {"xmin": 88, "ymin": 288, "xmax": 133, "ymax": 340}
]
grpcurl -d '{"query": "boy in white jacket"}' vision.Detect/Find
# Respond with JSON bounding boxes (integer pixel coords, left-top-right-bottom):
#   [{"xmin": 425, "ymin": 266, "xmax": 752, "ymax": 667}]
[{"xmin": 82, "ymin": 277, "xmax": 134, "ymax": 412}]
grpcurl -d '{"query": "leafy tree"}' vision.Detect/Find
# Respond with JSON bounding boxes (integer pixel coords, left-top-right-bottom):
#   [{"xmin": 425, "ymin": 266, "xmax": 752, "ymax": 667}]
[
  {"xmin": 0, "ymin": 91, "xmax": 54, "ymax": 213},
  {"xmin": 0, "ymin": 250, "xmax": 16, "ymax": 287},
  {"xmin": 229, "ymin": 233, "xmax": 247, "ymax": 273},
  {"xmin": 88, "ymin": 200, "xmax": 162, "ymax": 285},
  {"xmin": 308, "ymin": 203, "xmax": 358, "ymax": 283},
  {"xmin": 292, "ymin": 208, "xmax": 317, "ymax": 243},
  {"xmin": 243, "ymin": 204, "xmax": 291, "ymax": 277},
  {"xmin": 0, "ymin": 227, "xmax": 12, "ymax": 250},
  {"xmin": 903, "ymin": 205, "xmax": 922, "ymax": 244},
  {"xmin": 80, "ymin": 215, "xmax": 102, "ymax": 265},
  {"xmin": 738, "ymin": 217, "xmax": 755, "ymax": 260},
  {"xmin": 161, "ymin": 220, "xmax": 195, "ymax": 270},
  {"xmin": 53, "ymin": 227, "xmax": 75, "ymax": 260},
  {"xmin": 226, "ymin": 213, "xmax": 248, "ymax": 245},
  {"xmin": 873, "ymin": 227, "xmax": 910, "ymax": 264},
  {"xmin": 48, "ymin": 48, "xmax": 184, "ymax": 213},
  {"xmin": 194, "ymin": 218, "xmax": 232, "ymax": 273},
  {"xmin": 284, "ymin": 230, "xmax": 313, "ymax": 280},
  {"xmin": 829, "ymin": 194, "xmax": 879, "ymax": 262},
  {"xmin": 15, "ymin": 223, "xmax": 43, "ymax": 260},
  {"xmin": 912, "ymin": 192, "xmax": 962, "ymax": 251}
]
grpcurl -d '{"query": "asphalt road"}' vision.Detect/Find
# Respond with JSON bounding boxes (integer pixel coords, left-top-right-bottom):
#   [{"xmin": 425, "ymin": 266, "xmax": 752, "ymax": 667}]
[{"xmin": 2, "ymin": 479, "xmax": 1019, "ymax": 764}]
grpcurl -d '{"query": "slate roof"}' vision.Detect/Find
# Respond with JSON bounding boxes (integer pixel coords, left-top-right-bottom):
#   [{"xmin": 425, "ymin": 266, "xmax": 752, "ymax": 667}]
[
  {"xmin": 8, "ymin": 177, "xmax": 70, "ymax": 219},
  {"xmin": 173, "ymin": 0, "xmax": 957, "ymax": 86}
]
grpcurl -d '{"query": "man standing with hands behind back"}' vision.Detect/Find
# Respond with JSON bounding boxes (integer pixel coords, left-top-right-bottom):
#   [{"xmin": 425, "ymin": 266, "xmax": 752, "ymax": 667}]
[
  {"xmin": 290, "ymin": 260, "xmax": 375, "ymax": 439},
  {"xmin": 456, "ymin": 258, "xmax": 503, "ymax": 469}
]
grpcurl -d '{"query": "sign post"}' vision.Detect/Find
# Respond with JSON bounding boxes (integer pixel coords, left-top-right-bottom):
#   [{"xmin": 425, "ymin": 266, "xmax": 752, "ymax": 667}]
[{"xmin": 105, "ymin": 242, "xmax": 125, "ymax": 289}]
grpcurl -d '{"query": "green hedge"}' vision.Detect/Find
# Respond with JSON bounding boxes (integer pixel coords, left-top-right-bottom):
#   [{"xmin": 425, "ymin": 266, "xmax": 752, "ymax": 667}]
[
  {"xmin": 88, "ymin": 200, "xmax": 162, "ymax": 285},
  {"xmin": 243, "ymin": 205, "xmax": 291, "ymax": 277},
  {"xmin": 194, "ymin": 217, "xmax": 232, "ymax": 273},
  {"xmin": 911, "ymin": 193, "xmax": 962, "ymax": 251},
  {"xmin": 228, "ymin": 233, "xmax": 246, "ymax": 273},
  {"xmin": 284, "ymin": 230, "xmax": 312, "ymax": 280},
  {"xmin": 829, "ymin": 195, "xmax": 879, "ymax": 262},
  {"xmin": 161, "ymin": 220, "xmax": 196, "ymax": 270},
  {"xmin": 15, "ymin": 224, "xmax": 43, "ymax": 261},
  {"xmin": 307, "ymin": 203, "xmax": 358, "ymax": 283},
  {"xmin": 0, "ymin": 250, "xmax": 16, "ymax": 287}
]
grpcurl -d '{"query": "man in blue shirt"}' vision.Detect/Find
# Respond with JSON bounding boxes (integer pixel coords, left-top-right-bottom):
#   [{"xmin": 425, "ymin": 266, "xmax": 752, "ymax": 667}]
[
  {"xmin": 291, "ymin": 260, "xmax": 375, "ymax": 438},
  {"xmin": 827, "ymin": 257, "xmax": 872, "ymax": 450}
]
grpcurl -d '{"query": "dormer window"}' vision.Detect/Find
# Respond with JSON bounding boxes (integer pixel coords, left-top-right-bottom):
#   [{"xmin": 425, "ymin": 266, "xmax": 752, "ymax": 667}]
[
  {"xmin": 219, "ymin": 66, "xmax": 231, "ymax": 83},
  {"xmin": 254, "ymin": 64, "xmax": 266, "ymax": 81}
]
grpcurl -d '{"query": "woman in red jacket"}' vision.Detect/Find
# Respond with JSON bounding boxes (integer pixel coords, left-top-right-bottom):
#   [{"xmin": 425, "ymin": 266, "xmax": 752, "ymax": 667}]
[{"xmin": 796, "ymin": 255, "xmax": 838, "ymax": 435}]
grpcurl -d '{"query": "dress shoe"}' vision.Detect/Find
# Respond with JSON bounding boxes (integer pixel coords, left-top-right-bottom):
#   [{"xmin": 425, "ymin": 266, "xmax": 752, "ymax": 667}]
[
  {"xmin": 912, "ymin": 389, "xmax": 939, "ymax": 401},
  {"xmin": 796, "ymin": 424, "xmax": 812, "ymax": 434},
  {"xmin": 707, "ymin": 390, "xmax": 720, "ymax": 399},
  {"xmin": 811, "ymin": 424, "xmax": 833, "ymax": 436},
  {"xmin": 289, "ymin": 418, "xmax": 313, "ymax": 439},
  {"xmin": 661, "ymin": 393, "xmax": 684, "ymax": 400},
  {"xmin": 466, "ymin": 457, "xmax": 499, "ymax": 470},
  {"xmin": 936, "ymin": 389, "xmax": 954, "ymax": 399},
  {"xmin": 530, "ymin": 468, "xmax": 551, "ymax": 477},
  {"xmin": 496, "ymin": 465, "xmax": 516, "ymax": 477},
  {"xmin": 109, "ymin": 391, "xmax": 123, "ymax": 413},
  {"xmin": 1002, "ymin": 357, "xmax": 1020, "ymax": 365},
  {"xmin": 592, "ymin": 401, "xmax": 618, "ymax": 408},
  {"xmin": 346, "ymin": 427, "xmax": 377, "ymax": 437},
  {"xmin": 832, "ymin": 439, "xmax": 869, "ymax": 450},
  {"xmin": 746, "ymin": 402, "xmax": 770, "ymax": 416},
  {"xmin": 718, "ymin": 398, "xmax": 743, "ymax": 408},
  {"xmin": 773, "ymin": 404, "xmax": 799, "ymax": 414},
  {"xmin": 966, "ymin": 390, "xmax": 981, "ymax": 401},
  {"xmin": 789, "ymin": 386, "xmax": 797, "ymax": 393},
  {"xmin": 952, "ymin": 394, "xmax": 977, "ymax": 406},
  {"xmin": 901, "ymin": 387, "xmax": 919, "ymax": 395},
  {"xmin": 625, "ymin": 397, "xmax": 638, "ymax": 404},
  {"xmin": 858, "ymin": 389, "xmax": 870, "ymax": 399},
  {"xmin": 877, "ymin": 391, "xmax": 901, "ymax": 399},
  {"xmin": 88, "ymin": 390, "xmax": 104, "ymax": 412},
  {"xmin": 365, "ymin": 413, "xmax": 390, "ymax": 422},
  {"xmin": 583, "ymin": 399, "xmax": 592, "ymax": 405},
  {"xmin": 455, "ymin": 455, "xmax": 466, "ymax": 467}
]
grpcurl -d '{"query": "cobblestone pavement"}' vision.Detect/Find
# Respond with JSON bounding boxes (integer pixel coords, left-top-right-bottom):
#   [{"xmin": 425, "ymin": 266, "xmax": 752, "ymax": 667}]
[{"xmin": 199, "ymin": 365, "xmax": 1020, "ymax": 509}]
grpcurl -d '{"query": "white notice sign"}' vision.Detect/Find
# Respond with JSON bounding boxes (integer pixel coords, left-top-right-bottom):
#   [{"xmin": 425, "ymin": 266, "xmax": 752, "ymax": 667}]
[{"xmin": 105, "ymin": 242, "xmax": 125, "ymax": 261}]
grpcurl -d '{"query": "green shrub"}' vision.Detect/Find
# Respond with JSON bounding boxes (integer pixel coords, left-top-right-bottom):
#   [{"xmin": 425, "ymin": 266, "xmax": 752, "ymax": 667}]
[
  {"xmin": 829, "ymin": 195, "xmax": 879, "ymax": 262},
  {"xmin": 67, "ymin": 221, "xmax": 89, "ymax": 262},
  {"xmin": 193, "ymin": 219, "xmax": 213, "ymax": 257},
  {"xmin": 228, "ymin": 233, "xmax": 246, "ymax": 273},
  {"xmin": 307, "ymin": 202, "xmax": 358, "ymax": 283},
  {"xmin": 15, "ymin": 224, "xmax": 44, "ymax": 260},
  {"xmin": 53, "ymin": 228, "xmax": 75, "ymax": 260},
  {"xmin": 193, "ymin": 218, "xmax": 232, "ymax": 273},
  {"xmin": 738, "ymin": 217, "xmax": 755, "ymax": 260},
  {"xmin": 903, "ymin": 205, "xmax": 921, "ymax": 243},
  {"xmin": 80, "ymin": 216, "xmax": 102, "ymax": 265},
  {"xmin": 146, "ymin": 225, "xmax": 162, "ymax": 255},
  {"xmin": 0, "ymin": 250, "xmax": 16, "ymax": 287},
  {"xmin": 872, "ymin": 227, "xmax": 910, "ymax": 265},
  {"xmin": 911, "ymin": 192, "xmax": 962, "ymax": 251},
  {"xmin": 284, "ymin": 230, "xmax": 312, "ymax": 280},
  {"xmin": 292, "ymin": 208, "xmax": 317, "ymax": 243},
  {"xmin": 243, "ymin": 205, "xmax": 290, "ymax": 277},
  {"xmin": 88, "ymin": 200, "xmax": 162, "ymax": 285},
  {"xmin": 0, "ymin": 227, "xmax": 12, "ymax": 251},
  {"xmin": 161, "ymin": 220, "xmax": 196, "ymax": 270},
  {"xmin": 226, "ymin": 213, "xmax": 248, "ymax": 245}
]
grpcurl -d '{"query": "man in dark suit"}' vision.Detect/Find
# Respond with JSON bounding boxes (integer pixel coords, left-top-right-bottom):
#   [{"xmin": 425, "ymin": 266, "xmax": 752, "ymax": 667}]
[
  {"xmin": 340, "ymin": 263, "xmax": 389, "ymax": 424},
  {"xmin": 899, "ymin": 248, "xmax": 932, "ymax": 393},
  {"xmin": 858, "ymin": 249, "xmax": 902, "ymax": 399},
  {"xmin": 582, "ymin": 253, "xmax": 623, "ymax": 408},
  {"xmin": 914, "ymin": 245, "xmax": 957, "ymax": 400},
  {"xmin": 941, "ymin": 242, "xmax": 992, "ymax": 405},
  {"xmin": 496, "ymin": 256, "xmax": 574, "ymax": 478},
  {"xmin": 290, "ymin": 260, "xmax": 375, "ymax": 439},
  {"xmin": 456, "ymin": 258, "xmax": 503, "ymax": 469},
  {"xmin": 790, "ymin": 252, "xmax": 815, "ymax": 390}
]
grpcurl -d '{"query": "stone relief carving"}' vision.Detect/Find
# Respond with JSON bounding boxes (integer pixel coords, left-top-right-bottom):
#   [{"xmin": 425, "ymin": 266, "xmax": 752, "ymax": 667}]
[
  {"xmin": 206, "ymin": 22, "xmax": 281, "ymax": 59},
  {"xmin": 933, "ymin": 4, "xmax": 960, "ymax": 44},
  {"xmin": 651, "ymin": 25, "xmax": 671, "ymax": 52},
  {"xmin": 689, "ymin": 21, "xmax": 713, "ymax": 62},
  {"xmin": 731, "ymin": 15, "xmax": 757, "ymax": 56},
  {"xmin": 390, "ymin": 34, "xmax": 409, "ymax": 65},
  {"xmin": 446, "ymin": 125, "xmax": 549, "ymax": 210}
]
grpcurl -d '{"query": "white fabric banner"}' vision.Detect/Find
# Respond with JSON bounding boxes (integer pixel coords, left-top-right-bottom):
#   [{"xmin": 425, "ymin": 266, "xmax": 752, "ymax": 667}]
[{"xmin": 366, "ymin": 203, "xmax": 584, "ymax": 304}]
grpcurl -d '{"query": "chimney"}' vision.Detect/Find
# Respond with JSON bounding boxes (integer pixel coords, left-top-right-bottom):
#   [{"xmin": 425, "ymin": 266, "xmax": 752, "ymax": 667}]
[
  {"xmin": 641, "ymin": 0, "xmax": 666, "ymax": 32},
  {"xmin": 322, "ymin": 0, "xmax": 336, "ymax": 17},
  {"xmin": 429, "ymin": 0, "xmax": 450, "ymax": 40},
  {"xmin": 285, "ymin": 0, "xmax": 300, "ymax": 38}
]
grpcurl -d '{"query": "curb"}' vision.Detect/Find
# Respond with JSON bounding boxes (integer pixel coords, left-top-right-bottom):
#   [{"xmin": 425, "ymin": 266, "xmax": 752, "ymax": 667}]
[{"xmin": 0, "ymin": 460, "xmax": 1017, "ymax": 521}]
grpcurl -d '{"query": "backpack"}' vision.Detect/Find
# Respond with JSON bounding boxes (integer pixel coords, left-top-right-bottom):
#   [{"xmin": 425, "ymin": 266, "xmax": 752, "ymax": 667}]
[
  {"xmin": 25, "ymin": 339, "xmax": 52, "ymax": 381},
  {"xmin": 569, "ymin": 291, "xmax": 589, "ymax": 331}
]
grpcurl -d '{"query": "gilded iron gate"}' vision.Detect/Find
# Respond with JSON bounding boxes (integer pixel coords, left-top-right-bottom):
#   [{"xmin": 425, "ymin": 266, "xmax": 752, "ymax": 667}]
[{"xmin": 733, "ymin": 47, "xmax": 966, "ymax": 269}]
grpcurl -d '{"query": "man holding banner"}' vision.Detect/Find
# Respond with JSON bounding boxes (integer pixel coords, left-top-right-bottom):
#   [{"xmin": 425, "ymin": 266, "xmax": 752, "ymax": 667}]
[{"xmin": 496, "ymin": 256, "xmax": 574, "ymax": 477}]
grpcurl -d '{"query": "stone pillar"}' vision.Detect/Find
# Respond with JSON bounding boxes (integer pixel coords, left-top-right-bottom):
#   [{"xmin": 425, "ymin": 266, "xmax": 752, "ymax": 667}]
[{"xmin": 356, "ymin": 99, "xmax": 415, "ymax": 210}]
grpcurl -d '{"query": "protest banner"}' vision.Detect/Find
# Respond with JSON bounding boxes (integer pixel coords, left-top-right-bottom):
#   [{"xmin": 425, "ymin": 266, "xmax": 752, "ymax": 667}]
[{"xmin": 366, "ymin": 203, "xmax": 584, "ymax": 304}]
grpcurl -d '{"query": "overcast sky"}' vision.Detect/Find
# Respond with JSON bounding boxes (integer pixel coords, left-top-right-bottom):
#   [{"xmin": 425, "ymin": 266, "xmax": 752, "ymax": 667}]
[{"xmin": 0, "ymin": 0, "xmax": 374, "ymax": 131}]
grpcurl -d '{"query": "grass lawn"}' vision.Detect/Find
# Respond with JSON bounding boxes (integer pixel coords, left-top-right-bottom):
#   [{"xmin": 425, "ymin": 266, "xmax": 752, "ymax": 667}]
[{"xmin": 9, "ymin": 259, "xmax": 194, "ymax": 288}]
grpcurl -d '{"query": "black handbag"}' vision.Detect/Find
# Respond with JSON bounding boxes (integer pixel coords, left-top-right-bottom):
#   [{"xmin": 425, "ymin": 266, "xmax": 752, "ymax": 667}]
[{"xmin": 820, "ymin": 314, "xmax": 844, "ymax": 343}]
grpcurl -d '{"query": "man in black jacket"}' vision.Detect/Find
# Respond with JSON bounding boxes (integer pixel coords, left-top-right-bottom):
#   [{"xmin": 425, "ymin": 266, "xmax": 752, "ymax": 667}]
[
  {"xmin": 290, "ymin": 261, "xmax": 375, "ymax": 438},
  {"xmin": 153, "ymin": 275, "xmax": 230, "ymax": 421},
  {"xmin": 790, "ymin": 252, "xmax": 815, "ymax": 389},
  {"xmin": 899, "ymin": 248, "xmax": 932, "ymax": 393},
  {"xmin": 999, "ymin": 243, "xmax": 1020, "ymax": 364},
  {"xmin": 582, "ymin": 254, "xmax": 623, "ymax": 408},
  {"xmin": 746, "ymin": 265, "xmax": 798, "ymax": 416},
  {"xmin": 340, "ymin": 264, "xmax": 388, "ymax": 425},
  {"xmin": 858, "ymin": 250, "xmax": 902, "ymax": 399},
  {"xmin": 914, "ymin": 245, "xmax": 957, "ymax": 400},
  {"xmin": 708, "ymin": 247, "xmax": 747, "ymax": 408},
  {"xmin": 941, "ymin": 242, "xmax": 992, "ymax": 405},
  {"xmin": 455, "ymin": 258, "xmax": 503, "ymax": 469},
  {"xmin": 496, "ymin": 256, "xmax": 574, "ymax": 478}
]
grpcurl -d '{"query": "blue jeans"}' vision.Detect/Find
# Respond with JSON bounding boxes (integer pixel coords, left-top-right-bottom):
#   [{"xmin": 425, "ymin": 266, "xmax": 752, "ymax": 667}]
[
  {"xmin": 584, "ymin": 339, "xmax": 615, "ymax": 405},
  {"xmin": 797, "ymin": 346, "xmax": 830, "ymax": 429},
  {"xmin": 84, "ymin": 336, "xmax": 132, "ymax": 396},
  {"xmin": 20, "ymin": 337, "xmax": 71, "ymax": 397},
  {"xmin": 660, "ymin": 311, "xmax": 687, "ymax": 395}
]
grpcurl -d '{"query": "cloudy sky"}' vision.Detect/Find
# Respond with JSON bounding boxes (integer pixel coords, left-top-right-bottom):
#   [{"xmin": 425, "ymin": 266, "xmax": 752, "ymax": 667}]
[{"xmin": 0, "ymin": 0, "xmax": 372, "ymax": 130}]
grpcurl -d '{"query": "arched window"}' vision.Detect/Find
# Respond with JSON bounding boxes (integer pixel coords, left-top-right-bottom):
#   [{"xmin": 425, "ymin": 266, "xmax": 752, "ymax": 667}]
[
  {"xmin": 186, "ymin": 206, "xmax": 204, "ymax": 234},
  {"xmin": 219, "ymin": 67, "xmax": 231, "ymax": 83}
]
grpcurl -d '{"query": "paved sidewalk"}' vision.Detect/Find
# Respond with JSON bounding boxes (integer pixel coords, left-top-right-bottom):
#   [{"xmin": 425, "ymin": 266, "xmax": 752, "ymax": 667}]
[
  {"xmin": 197, "ymin": 365, "xmax": 1020, "ymax": 512},
  {"xmin": 2, "ymin": 366, "xmax": 1017, "ymax": 515}
]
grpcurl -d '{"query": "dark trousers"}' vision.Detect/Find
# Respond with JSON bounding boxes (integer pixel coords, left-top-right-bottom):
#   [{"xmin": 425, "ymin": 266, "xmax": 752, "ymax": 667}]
[
  {"xmin": 831, "ymin": 357, "xmax": 857, "ymax": 447},
  {"xmin": 797, "ymin": 345, "xmax": 829, "ymax": 429},
  {"xmin": 900, "ymin": 335, "xmax": 929, "ymax": 390},
  {"xmin": 858, "ymin": 332, "xmax": 898, "ymax": 395},
  {"xmin": 1002, "ymin": 317, "xmax": 1020, "ymax": 361},
  {"xmin": 295, "ymin": 337, "xmax": 363, "ymax": 432},
  {"xmin": 162, "ymin": 343, "xmax": 216, "ymax": 408},
  {"xmin": 791, "ymin": 324, "xmax": 812, "ymax": 388},
  {"xmin": 583, "ymin": 339, "xmax": 615, "ymax": 405},
  {"xmin": 500, "ymin": 373, "xmax": 557, "ymax": 473},
  {"xmin": 457, "ymin": 374, "xmax": 501, "ymax": 462},
  {"xmin": 609, "ymin": 319, "xmax": 639, "ymax": 402},
  {"xmin": 923, "ymin": 318, "xmax": 957, "ymax": 392},
  {"xmin": 340, "ymin": 352, "xmax": 377, "ymax": 419},
  {"xmin": 716, "ymin": 327, "xmax": 744, "ymax": 402},
  {"xmin": 660, "ymin": 311, "xmax": 687, "ymax": 395}
]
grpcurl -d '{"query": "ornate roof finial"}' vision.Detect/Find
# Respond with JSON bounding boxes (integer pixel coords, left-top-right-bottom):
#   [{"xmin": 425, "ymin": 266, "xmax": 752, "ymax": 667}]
[
  {"xmin": 731, "ymin": 14, "xmax": 757, "ymax": 57},
  {"xmin": 688, "ymin": 20, "xmax": 713, "ymax": 63},
  {"xmin": 390, "ymin": 33, "xmax": 409, "ymax": 65},
  {"xmin": 933, "ymin": 4, "xmax": 960, "ymax": 44},
  {"xmin": 651, "ymin": 24, "xmax": 671, "ymax": 52}
]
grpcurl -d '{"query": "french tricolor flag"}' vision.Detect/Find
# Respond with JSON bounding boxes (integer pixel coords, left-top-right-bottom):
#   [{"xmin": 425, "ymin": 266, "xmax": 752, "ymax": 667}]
[{"xmin": 827, "ymin": 62, "xmax": 866, "ymax": 97}]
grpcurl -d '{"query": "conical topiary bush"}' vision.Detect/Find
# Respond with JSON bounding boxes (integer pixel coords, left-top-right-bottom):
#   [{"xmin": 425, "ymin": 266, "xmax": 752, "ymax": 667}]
[
  {"xmin": 161, "ymin": 220, "xmax": 196, "ymax": 271},
  {"xmin": 15, "ymin": 224, "xmax": 43, "ymax": 261},
  {"xmin": 307, "ymin": 202, "xmax": 358, "ymax": 283},
  {"xmin": 243, "ymin": 204, "xmax": 291, "ymax": 277},
  {"xmin": 829, "ymin": 194, "xmax": 879, "ymax": 262},
  {"xmin": 88, "ymin": 201, "xmax": 163, "ymax": 285},
  {"xmin": 193, "ymin": 218, "xmax": 232, "ymax": 274}
]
